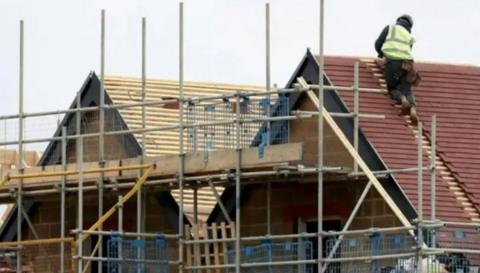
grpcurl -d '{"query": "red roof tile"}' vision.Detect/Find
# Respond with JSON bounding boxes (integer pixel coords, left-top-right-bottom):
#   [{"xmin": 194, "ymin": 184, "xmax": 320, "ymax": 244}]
[
  {"xmin": 414, "ymin": 62, "xmax": 480, "ymax": 211},
  {"xmin": 320, "ymin": 55, "xmax": 480, "ymax": 223}
]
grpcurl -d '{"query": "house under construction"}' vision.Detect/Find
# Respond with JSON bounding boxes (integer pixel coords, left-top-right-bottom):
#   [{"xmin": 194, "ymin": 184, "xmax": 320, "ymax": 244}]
[{"xmin": 1, "ymin": 2, "xmax": 480, "ymax": 273}]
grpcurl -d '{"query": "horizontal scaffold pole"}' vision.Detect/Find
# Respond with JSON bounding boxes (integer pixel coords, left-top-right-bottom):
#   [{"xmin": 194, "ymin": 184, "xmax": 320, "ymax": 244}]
[
  {"xmin": 0, "ymin": 237, "xmax": 74, "ymax": 248},
  {"xmin": 6, "ymin": 164, "xmax": 152, "ymax": 180}
]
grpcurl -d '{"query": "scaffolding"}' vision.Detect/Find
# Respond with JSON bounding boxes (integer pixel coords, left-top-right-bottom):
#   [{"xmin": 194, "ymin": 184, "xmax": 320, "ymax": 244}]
[
  {"xmin": 106, "ymin": 234, "xmax": 169, "ymax": 273},
  {"xmin": 0, "ymin": 1, "xmax": 479, "ymax": 273}
]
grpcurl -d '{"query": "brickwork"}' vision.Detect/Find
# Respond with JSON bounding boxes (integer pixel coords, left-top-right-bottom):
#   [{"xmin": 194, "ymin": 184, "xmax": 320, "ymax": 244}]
[
  {"xmin": 20, "ymin": 191, "xmax": 178, "ymax": 273},
  {"xmin": 351, "ymin": 187, "xmax": 402, "ymax": 230},
  {"xmin": 290, "ymin": 95, "xmax": 353, "ymax": 169},
  {"xmin": 66, "ymin": 110, "xmax": 132, "ymax": 163},
  {"xmin": 276, "ymin": 94, "xmax": 401, "ymax": 233},
  {"xmin": 240, "ymin": 180, "xmax": 401, "ymax": 237}
]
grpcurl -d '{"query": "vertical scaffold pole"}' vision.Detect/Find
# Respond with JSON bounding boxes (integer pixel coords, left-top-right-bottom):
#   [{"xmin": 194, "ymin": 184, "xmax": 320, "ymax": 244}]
[
  {"xmin": 265, "ymin": 2, "xmax": 272, "ymax": 236},
  {"xmin": 137, "ymin": 16, "xmax": 147, "ymax": 273},
  {"xmin": 417, "ymin": 122, "xmax": 423, "ymax": 273},
  {"xmin": 193, "ymin": 188, "xmax": 198, "ymax": 225},
  {"xmin": 430, "ymin": 114, "xmax": 437, "ymax": 248},
  {"xmin": 16, "ymin": 19, "xmax": 24, "ymax": 273},
  {"xmin": 76, "ymin": 90, "xmax": 83, "ymax": 273},
  {"xmin": 266, "ymin": 181, "xmax": 271, "ymax": 235},
  {"xmin": 265, "ymin": 2, "xmax": 271, "ymax": 142},
  {"xmin": 353, "ymin": 62, "xmax": 359, "ymax": 175},
  {"xmin": 118, "ymin": 195, "xmax": 124, "ymax": 273},
  {"xmin": 60, "ymin": 126, "xmax": 67, "ymax": 273},
  {"xmin": 77, "ymin": 135, "xmax": 84, "ymax": 273},
  {"xmin": 235, "ymin": 91, "xmax": 241, "ymax": 273},
  {"xmin": 178, "ymin": 3, "xmax": 185, "ymax": 273},
  {"xmin": 141, "ymin": 18, "xmax": 146, "ymax": 158},
  {"xmin": 98, "ymin": 10, "xmax": 106, "ymax": 273},
  {"xmin": 317, "ymin": 0, "xmax": 325, "ymax": 271},
  {"xmin": 139, "ymin": 16, "xmax": 147, "ymax": 231}
]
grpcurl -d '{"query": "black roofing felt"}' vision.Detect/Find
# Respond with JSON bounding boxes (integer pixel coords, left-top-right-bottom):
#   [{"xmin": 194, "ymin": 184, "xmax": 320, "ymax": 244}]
[
  {"xmin": 0, "ymin": 202, "xmax": 34, "ymax": 242},
  {"xmin": 208, "ymin": 49, "xmax": 417, "ymax": 224},
  {"xmin": 37, "ymin": 72, "xmax": 141, "ymax": 166}
]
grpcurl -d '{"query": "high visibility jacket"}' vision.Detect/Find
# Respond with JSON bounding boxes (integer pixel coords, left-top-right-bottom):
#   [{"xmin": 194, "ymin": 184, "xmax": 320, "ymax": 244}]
[{"xmin": 381, "ymin": 25, "xmax": 413, "ymax": 60}]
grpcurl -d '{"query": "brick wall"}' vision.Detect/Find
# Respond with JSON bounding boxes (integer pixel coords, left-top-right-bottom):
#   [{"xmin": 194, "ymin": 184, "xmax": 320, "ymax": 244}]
[
  {"xmin": 277, "ymin": 88, "xmax": 401, "ymax": 233},
  {"xmin": 351, "ymin": 188, "xmax": 402, "ymax": 229},
  {"xmin": 66, "ymin": 110, "xmax": 132, "ymax": 163},
  {"xmin": 239, "ymin": 180, "xmax": 402, "ymax": 237},
  {"xmin": 21, "ymin": 191, "xmax": 178, "ymax": 273},
  {"xmin": 290, "ymin": 95, "xmax": 354, "ymax": 169}
]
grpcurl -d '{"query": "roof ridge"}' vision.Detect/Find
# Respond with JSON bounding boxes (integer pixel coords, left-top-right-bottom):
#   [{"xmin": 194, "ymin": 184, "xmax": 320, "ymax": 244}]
[
  {"xmin": 317, "ymin": 54, "xmax": 480, "ymax": 69},
  {"xmin": 361, "ymin": 59, "xmax": 480, "ymax": 222},
  {"xmin": 104, "ymin": 75, "xmax": 264, "ymax": 90}
]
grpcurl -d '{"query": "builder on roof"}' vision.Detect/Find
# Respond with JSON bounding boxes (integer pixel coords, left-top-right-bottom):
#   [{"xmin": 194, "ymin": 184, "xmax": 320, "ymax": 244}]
[{"xmin": 375, "ymin": 14, "xmax": 420, "ymax": 126}]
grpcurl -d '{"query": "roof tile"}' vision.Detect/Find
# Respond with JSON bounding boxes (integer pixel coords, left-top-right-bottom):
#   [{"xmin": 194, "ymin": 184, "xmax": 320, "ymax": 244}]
[{"xmin": 322, "ymin": 56, "xmax": 479, "ymax": 224}]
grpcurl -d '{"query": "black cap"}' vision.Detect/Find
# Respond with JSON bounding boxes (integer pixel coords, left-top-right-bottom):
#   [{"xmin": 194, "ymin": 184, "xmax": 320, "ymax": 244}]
[{"xmin": 397, "ymin": 14, "xmax": 413, "ymax": 28}]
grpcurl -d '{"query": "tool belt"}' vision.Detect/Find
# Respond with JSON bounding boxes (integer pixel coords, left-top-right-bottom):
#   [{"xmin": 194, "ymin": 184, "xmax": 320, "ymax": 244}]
[
  {"xmin": 402, "ymin": 60, "xmax": 422, "ymax": 86},
  {"xmin": 375, "ymin": 58, "xmax": 421, "ymax": 86}
]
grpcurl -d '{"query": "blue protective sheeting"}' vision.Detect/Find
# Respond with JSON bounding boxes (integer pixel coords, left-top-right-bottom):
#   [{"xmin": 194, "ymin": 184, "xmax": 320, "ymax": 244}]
[{"xmin": 107, "ymin": 234, "xmax": 169, "ymax": 273}]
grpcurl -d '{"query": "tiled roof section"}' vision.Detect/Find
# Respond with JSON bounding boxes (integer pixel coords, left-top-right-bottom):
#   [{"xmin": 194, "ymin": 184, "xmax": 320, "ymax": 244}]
[
  {"xmin": 320, "ymin": 56, "xmax": 476, "ymax": 222},
  {"xmin": 412, "ymin": 62, "xmax": 480, "ymax": 213}
]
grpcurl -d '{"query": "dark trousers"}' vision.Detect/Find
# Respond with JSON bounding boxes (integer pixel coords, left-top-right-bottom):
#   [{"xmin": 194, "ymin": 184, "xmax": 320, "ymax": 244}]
[{"xmin": 384, "ymin": 59, "xmax": 416, "ymax": 107}]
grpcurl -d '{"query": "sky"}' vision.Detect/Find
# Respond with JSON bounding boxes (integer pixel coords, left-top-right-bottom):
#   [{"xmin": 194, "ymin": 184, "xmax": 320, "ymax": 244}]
[
  {"xmin": 0, "ymin": 0, "xmax": 479, "ymax": 219},
  {"xmin": 0, "ymin": 0, "xmax": 479, "ymax": 129}
]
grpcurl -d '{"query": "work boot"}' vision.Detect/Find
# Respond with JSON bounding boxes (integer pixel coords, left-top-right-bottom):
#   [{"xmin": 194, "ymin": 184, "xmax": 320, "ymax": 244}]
[
  {"xmin": 410, "ymin": 107, "xmax": 419, "ymax": 126},
  {"xmin": 400, "ymin": 96, "xmax": 410, "ymax": 115}
]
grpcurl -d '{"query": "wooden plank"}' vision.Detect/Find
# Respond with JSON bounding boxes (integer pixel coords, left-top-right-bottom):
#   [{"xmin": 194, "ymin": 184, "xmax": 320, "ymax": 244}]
[
  {"xmin": 4, "ymin": 159, "xmax": 125, "ymax": 186},
  {"xmin": 193, "ymin": 225, "xmax": 201, "ymax": 269},
  {"xmin": 182, "ymin": 206, "xmax": 216, "ymax": 214},
  {"xmin": 23, "ymin": 151, "xmax": 40, "ymax": 167},
  {"xmin": 299, "ymin": 79, "xmax": 412, "ymax": 229},
  {"xmin": 104, "ymin": 76, "xmax": 264, "ymax": 91},
  {"xmin": 0, "ymin": 150, "xmax": 39, "ymax": 166},
  {"xmin": 3, "ymin": 143, "xmax": 304, "ymax": 189},
  {"xmin": 0, "ymin": 150, "xmax": 17, "ymax": 165},
  {"xmin": 170, "ymin": 193, "xmax": 218, "ymax": 202},
  {"xmin": 1, "ymin": 164, "xmax": 12, "ymax": 180},
  {"xmin": 220, "ymin": 222, "xmax": 228, "ymax": 266},
  {"xmin": 183, "ymin": 142, "xmax": 303, "ymax": 174},
  {"xmin": 106, "ymin": 83, "xmax": 263, "ymax": 93},
  {"xmin": 228, "ymin": 223, "xmax": 235, "ymax": 239},
  {"xmin": 202, "ymin": 224, "xmax": 212, "ymax": 273},
  {"xmin": 359, "ymin": 58, "xmax": 375, "ymax": 63},
  {"xmin": 185, "ymin": 225, "xmax": 193, "ymax": 267},
  {"xmin": 211, "ymin": 223, "xmax": 221, "ymax": 273}
]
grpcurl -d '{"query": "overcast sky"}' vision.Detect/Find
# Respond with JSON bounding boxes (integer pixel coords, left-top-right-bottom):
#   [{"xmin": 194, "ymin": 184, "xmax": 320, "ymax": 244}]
[{"xmin": 0, "ymin": 0, "xmax": 479, "ymax": 118}]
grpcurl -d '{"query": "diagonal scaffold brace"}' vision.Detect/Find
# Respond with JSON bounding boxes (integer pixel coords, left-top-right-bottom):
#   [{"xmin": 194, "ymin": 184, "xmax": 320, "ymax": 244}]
[{"xmin": 74, "ymin": 164, "xmax": 156, "ymax": 245}]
